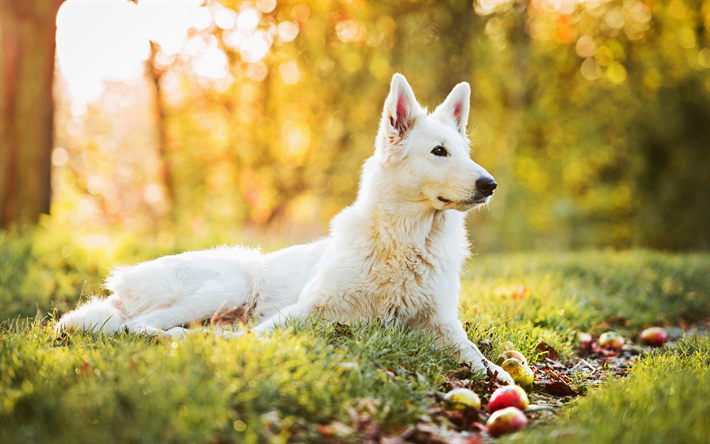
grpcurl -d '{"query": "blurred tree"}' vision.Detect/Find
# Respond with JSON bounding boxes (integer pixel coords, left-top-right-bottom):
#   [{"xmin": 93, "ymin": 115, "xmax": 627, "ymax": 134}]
[
  {"xmin": 146, "ymin": 41, "xmax": 177, "ymax": 223},
  {"xmin": 49, "ymin": 0, "xmax": 710, "ymax": 250},
  {"xmin": 0, "ymin": 0, "xmax": 65, "ymax": 229}
]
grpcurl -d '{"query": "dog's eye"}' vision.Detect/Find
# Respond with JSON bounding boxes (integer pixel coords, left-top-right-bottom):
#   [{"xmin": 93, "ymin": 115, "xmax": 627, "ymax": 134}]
[{"xmin": 431, "ymin": 146, "xmax": 448, "ymax": 157}]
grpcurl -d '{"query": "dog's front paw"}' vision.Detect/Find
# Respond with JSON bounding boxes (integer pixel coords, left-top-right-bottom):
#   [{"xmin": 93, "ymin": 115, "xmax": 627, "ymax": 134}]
[
  {"xmin": 471, "ymin": 359, "xmax": 514, "ymax": 384},
  {"xmin": 487, "ymin": 361, "xmax": 514, "ymax": 385},
  {"xmin": 469, "ymin": 359, "xmax": 512, "ymax": 384}
]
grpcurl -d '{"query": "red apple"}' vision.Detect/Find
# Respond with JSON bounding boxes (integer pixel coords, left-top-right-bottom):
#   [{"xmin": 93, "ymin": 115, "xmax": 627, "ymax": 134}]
[
  {"xmin": 500, "ymin": 350, "xmax": 528, "ymax": 365},
  {"xmin": 488, "ymin": 385, "xmax": 529, "ymax": 413},
  {"xmin": 443, "ymin": 388, "xmax": 481, "ymax": 410},
  {"xmin": 599, "ymin": 331, "xmax": 624, "ymax": 350},
  {"xmin": 486, "ymin": 407, "xmax": 528, "ymax": 437},
  {"xmin": 577, "ymin": 332, "xmax": 592, "ymax": 348},
  {"xmin": 640, "ymin": 327, "xmax": 668, "ymax": 347}
]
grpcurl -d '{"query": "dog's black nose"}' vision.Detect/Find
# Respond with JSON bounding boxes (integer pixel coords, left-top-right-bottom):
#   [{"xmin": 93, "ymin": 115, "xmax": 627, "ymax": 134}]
[{"xmin": 476, "ymin": 177, "xmax": 497, "ymax": 197}]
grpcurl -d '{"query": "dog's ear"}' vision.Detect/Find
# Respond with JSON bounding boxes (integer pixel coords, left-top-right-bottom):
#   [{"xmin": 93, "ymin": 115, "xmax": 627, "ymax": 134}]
[
  {"xmin": 433, "ymin": 82, "xmax": 471, "ymax": 137},
  {"xmin": 377, "ymin": 74, "xmax": 422, "ymax": 162}
]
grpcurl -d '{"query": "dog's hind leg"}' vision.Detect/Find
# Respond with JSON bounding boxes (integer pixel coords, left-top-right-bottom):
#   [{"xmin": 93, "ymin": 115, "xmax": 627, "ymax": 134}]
[
  {"xmin": 117, "ymin": 323, "xmax": 197, "ymax": 340},
  {"xmin": 218, "ymin": 300, "xmax": 317, "ymax": 339},
  {"xmin": 219, "ymin": 274, "xmax": 330, "ymax": 339},
  {"xmin": 217, "ymin": 304, "xmax": 309, "ymax": 340},
  {"xmin": 247, "ymin": 302, "xmax": 310, "ymax": 333},
  {"xmin": 120, "ymin": 281, "xmax": 251, "ymax": 337},
  {"xmin": 56, "ymin": 296, "xmax": 124, "ymax": 333}
]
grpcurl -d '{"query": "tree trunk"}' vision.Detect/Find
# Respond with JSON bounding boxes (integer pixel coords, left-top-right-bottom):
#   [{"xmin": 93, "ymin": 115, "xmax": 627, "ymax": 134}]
[
  {"xmin": 146, "ymin": 40, "xmax": 176, "ymax": 223},
  {"xmin": 0, "ymin": 0, "xmax": 64, "ymax": 229}
]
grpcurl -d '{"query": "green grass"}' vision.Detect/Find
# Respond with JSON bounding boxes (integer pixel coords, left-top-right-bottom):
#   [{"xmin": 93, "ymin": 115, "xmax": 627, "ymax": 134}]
[
  {"xmin": 1, "ymin": 319, "xmax": 458, "ymax": 444},
  {"xmin": 1, "ymin": 229, "xmax": 709, "ymax": 443}
]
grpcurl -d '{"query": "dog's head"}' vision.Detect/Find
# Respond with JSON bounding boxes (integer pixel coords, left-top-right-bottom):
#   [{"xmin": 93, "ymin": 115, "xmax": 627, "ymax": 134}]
[{"xmin": 373, "ymin": 74, "xmax": 496, "ymax": 212}]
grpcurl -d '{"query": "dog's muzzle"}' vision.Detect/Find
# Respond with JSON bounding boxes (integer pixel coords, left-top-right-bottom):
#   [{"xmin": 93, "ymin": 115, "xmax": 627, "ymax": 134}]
[{"xmin": 438, "ymin": 177, "xmax": 497, "ymax": 208}]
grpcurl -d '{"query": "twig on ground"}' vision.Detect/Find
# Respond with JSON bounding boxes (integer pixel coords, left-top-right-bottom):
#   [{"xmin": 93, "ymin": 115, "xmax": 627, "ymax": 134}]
[
  {"xmin": 525, "ymin": 405, "xmax": 558, "ymax": 413},
  {"xmin": 579, "ymin": 359, "xmax": 596, "ymax": 371},
  {"xmin": 368, "ymin": 355, "xmax": 397, "ymax": 379}
]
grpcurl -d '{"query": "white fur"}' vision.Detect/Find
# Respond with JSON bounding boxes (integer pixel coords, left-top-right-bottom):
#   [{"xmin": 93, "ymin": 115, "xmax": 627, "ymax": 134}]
[{"xmin": 57, "ymin": 74, "xmax": 512, "ymax": 383}]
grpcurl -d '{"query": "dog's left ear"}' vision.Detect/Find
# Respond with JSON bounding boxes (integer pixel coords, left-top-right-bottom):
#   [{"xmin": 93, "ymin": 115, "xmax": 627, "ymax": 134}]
[{"xmin": 433, "ymin": 82, "xmax": 471, "ymax": 137}]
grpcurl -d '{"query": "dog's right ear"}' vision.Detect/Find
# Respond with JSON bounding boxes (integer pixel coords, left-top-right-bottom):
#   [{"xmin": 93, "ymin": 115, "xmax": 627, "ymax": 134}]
[{"xmin": 377, "ymin": 74, "xmax": 422, "ymax": 163}]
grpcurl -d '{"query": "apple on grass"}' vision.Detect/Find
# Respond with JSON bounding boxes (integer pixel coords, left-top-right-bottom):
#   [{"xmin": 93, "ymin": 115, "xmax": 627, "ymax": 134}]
[
  {"xmin": 599, "ymin": 331, "xmax": 624, "ymax": 350},
  {"xmin": 443, "ymin": 388, "xmax": 481, "ymax": 410},
  {"xmin": 577, "ymin": 332, "xmax": 592, "ymax": 348},
  {"xmin": 501, "ymin": 358, "xmax": 534, "ymax": 390},
  {"xmin": 500, "ymin": 350, "xmax": 528, "ymax": 365},
  {"xmin": 488, "ymin": 385, "xmax": 529, "ymax": 413},
  {"xmin": 641, "ymin": 327, "xmax": 668, "ymax": 346},
  {"xmin": 486, "ymin": 407, "xmax": 528, "ymax": 436}
]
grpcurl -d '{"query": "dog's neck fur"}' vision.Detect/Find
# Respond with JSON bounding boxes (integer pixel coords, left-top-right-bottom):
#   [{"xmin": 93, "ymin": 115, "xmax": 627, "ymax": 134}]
[{"xmin": 337, "ymin": 156, "xmax": 468, "ymax": 263}]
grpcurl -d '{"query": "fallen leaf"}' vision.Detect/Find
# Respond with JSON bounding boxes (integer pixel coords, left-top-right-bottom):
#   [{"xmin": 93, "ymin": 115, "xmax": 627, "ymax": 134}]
[
  {"xmin": 536, "ymin": 341, "xmax": 560, "ymax": 361},
  {"xmin": 544, "ymin": 357, "xmax": 566, "ymax": 369},
  {"xmin": 539, "ymin": 380, "xmax": 578, "ymax": 396}
]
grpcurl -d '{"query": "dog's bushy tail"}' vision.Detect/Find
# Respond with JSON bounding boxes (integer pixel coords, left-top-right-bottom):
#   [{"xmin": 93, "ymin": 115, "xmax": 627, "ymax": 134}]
[{"xmin": 55, "ymin": 296, "xmax": 124, "ymax": 333}]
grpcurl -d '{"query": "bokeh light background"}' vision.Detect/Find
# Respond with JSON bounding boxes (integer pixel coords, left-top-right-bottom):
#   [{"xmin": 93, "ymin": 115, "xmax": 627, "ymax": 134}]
[{"xmin": 49, "ymin": 0, "xmax": 710, "ymax": 251}]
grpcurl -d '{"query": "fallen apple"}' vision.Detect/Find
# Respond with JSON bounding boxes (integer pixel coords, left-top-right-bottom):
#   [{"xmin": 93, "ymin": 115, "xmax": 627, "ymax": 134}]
[
  {"xmin": 502, "ymin": 341, "xmax": 515, "ymax": 351},
  {"xmin": 443, "ymin": 388, "xmax": 481, "ymax": 410},
  {"xmin": 501, "ymin": 358, "xmax": 534, "ymax": 390},
  {"xmin": 577, "ymin": 332, "xmax": 592, "ymax": 348},
  {"xmin": 500, "ymin": 350, "xmax": 528, "ymax": 365},
  {"xmin": 599, "ymin": 331, "xmax": 624, "ymax": 350},
  {"xmin": 640, "ymin": 327, "xmax": 668, "ymax": 347},
  {"xmin": 486, "ymin": 406, "xmax": 528, "ymax": 437},
  {"xmin": 488, "ymin": 385, "xmax": 529, "ymax": 413}
]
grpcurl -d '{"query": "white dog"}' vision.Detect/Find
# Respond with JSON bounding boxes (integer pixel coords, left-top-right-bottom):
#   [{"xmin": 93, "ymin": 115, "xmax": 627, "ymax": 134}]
[{"xmin": 57, "ymin": 74, "xmax": 512, "ymax": 384}]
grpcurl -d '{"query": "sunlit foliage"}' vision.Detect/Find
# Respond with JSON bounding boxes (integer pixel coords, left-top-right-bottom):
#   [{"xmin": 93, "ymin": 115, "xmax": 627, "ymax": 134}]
[{"xmin": 51, "ymin": 0, "xmax": 710, "ymax": 250}]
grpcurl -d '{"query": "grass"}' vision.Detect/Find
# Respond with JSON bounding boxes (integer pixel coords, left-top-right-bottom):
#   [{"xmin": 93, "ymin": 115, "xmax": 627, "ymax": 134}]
[
  {"xmin": 1, "ymin": 228, "xmax": 709, "ymax": 443},
  {"xmin": 1, "ymin": 319, "xmax": 458, "ymax": 444}
]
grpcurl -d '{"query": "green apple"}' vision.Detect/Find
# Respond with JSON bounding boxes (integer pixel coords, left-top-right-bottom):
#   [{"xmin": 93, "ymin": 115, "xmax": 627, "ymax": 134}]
[
  {"xmin": 443, "ymin": 388, "xmax": 481, "ymax": 410},
  {"xmin": 500, "ymin": 350, "xmax": 527, "ymax": 365},
  {"xmin": 501, "ymin": 358, "xmax": 534, "ymax": 390}
]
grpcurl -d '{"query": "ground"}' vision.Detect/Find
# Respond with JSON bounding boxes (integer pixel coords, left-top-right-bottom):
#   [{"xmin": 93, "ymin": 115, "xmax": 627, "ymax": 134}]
[{"xmin": 1, "ymin": 231, "xmax": 709, "ymax": 443}]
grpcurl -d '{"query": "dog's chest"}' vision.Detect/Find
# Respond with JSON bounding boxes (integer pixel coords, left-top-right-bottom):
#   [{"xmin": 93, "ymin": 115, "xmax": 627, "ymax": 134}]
[{"xmin": 341, "ymin": 243, "xmax": 445, "ymax": 322}]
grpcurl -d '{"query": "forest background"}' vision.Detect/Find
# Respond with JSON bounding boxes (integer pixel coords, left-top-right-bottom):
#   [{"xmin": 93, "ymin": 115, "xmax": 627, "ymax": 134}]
[{"xmin": 2, "ymin": 0, "xmax": 709, "ymax": 254}]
